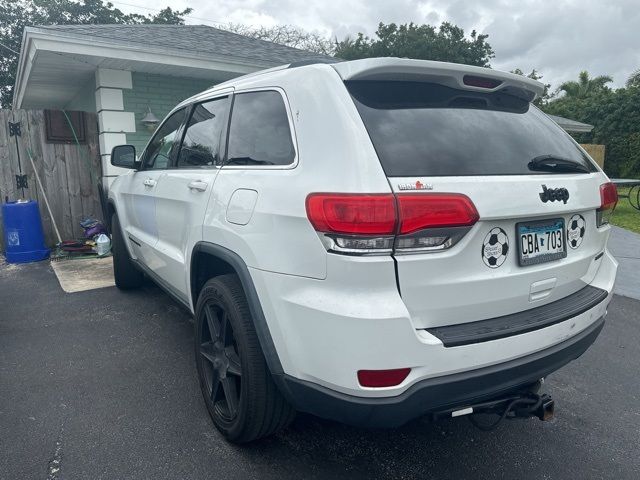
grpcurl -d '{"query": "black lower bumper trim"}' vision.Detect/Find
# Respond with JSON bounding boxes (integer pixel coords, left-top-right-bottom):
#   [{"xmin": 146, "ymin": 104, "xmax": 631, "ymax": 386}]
[
  {"xmin": 274, "ymin": 317, "xmax": 605, "ymax": 428},
  {"xmin": 426, "ymin": 285, "xmax": 608, "ymax": 347}
]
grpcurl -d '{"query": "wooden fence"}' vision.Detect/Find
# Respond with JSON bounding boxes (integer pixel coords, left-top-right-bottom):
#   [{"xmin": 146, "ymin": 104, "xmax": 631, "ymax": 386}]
[{"xmin": 0, "ymin": 109, "xmax": 102, "ymax": 249}]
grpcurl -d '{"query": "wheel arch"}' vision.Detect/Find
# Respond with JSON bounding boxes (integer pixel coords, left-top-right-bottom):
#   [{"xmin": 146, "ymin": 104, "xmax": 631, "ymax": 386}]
[{"xmin": 190, "ymin": 241, "xmax": 284, "ymax": 375}]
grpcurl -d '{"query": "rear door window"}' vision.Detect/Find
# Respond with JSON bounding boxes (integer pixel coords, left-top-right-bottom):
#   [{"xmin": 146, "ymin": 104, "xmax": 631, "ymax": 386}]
[
  {"xmin": 225, "ymin": 91, "xmax": 295, "ymax": 166},
  {"xmin": 346, "ymin": 81, "xmax": 597, "ymax": 177}
]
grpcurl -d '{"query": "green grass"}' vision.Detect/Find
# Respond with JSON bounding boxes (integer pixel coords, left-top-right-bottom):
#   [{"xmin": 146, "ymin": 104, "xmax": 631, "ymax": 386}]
[{"xmin": 611, "ymin": 187, "xmax": 640, "ymax": 234}]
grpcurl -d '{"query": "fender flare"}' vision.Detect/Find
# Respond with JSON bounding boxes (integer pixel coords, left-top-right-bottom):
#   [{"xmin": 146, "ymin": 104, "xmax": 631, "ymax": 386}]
[{"xmin": 191, "ymin": 241, "xmax": 284, "ymax": 375}]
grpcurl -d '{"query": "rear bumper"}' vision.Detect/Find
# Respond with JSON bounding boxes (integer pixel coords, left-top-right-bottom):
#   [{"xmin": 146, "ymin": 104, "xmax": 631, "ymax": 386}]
[{"xmin": 275, "ymin": 317, "xmax": 605, "ymax": 427}]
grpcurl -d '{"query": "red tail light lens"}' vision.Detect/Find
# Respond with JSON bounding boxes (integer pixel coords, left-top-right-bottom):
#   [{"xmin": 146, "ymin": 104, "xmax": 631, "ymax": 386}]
[
  {"xmin": 599, "ymin": 182, "xmax": 618, "ymax": 211},
  {"xmin": 305, "ymin": 194, "xmax": 396, "ymax": 235},
  {"xmin": 597, "ymin": 182, "xmax": 618, "ymax": 227},
  {"xmin": 306, "ymin": 192, "xmax": 479, "ymax": 255},
  {"xmin": 358, "ymin": 368, "xmax": 411, "ymax": 388},
  {"xmin": 397, "ymin": 194, "xmax": 479, "ymax": 234}
]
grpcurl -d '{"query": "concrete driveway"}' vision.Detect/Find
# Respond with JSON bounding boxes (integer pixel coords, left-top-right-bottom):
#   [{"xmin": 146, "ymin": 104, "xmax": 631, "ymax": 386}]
[
  {"xmin": 609, "ymin": 226, "xmax": 640, "ymax": 300},
  {"xmin": 1, "ymin": 227, "xmax": 639, "ymax": 479}
]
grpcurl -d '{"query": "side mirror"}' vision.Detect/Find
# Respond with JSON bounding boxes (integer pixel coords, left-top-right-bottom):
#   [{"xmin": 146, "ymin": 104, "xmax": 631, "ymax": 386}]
[{"xmin": 111, "ymin": 145, "xmax": 140, "ymax": 169}]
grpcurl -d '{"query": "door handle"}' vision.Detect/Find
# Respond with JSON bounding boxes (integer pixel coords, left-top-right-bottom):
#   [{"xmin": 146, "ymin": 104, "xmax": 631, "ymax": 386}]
[
  {"xmin": 143, "ymin": 178, "xmax": 157, "ymax": 187},
  {"xmin": 188, "ymin": 180, "xmax": 208, "ymax": 192}
]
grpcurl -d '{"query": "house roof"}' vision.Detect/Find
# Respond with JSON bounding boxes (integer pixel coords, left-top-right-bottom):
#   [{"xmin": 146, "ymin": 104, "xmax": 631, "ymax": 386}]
[
  {"xmin": 14, "ymin": 24, "xmax": 332, "ymax": 109},
  {"xmin": 35, "ymin": 24, "xmax": 331, "ymax": 66},
  {"xmin": 546, "ymin": 114, "xmax": 594, "ymax": 133}
]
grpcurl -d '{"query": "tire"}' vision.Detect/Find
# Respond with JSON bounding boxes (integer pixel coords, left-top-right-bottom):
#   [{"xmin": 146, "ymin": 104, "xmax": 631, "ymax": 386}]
[
  {"xmin": 111, "ymin": 213, "xmax": 143, "ymax": 290},
  {"xmin": 195, "ymin": 274, "xmax": 295, "ymax": 443}
]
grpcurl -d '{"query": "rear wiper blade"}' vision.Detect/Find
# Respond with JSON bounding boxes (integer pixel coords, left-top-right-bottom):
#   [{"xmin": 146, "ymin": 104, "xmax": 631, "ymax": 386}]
[{"xmin": 528, "ymin": 155, "xmax": 590, "ymax": 173}]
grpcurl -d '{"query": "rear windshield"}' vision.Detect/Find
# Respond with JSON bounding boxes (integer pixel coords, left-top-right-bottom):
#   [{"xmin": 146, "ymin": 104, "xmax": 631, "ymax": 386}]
[{"xmin": 346, "ymin": 81, "xmax": 597, "ymax": 177}]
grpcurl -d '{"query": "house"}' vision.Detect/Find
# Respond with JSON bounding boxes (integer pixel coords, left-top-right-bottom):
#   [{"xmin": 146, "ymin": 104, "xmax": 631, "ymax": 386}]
[
  {"xmin": 547, "ymin": 114, "xmax": 594, "ymax": 134},
  {"xmin": 12, "ymin": 24, "xmax": 330, "ymax": 188}
]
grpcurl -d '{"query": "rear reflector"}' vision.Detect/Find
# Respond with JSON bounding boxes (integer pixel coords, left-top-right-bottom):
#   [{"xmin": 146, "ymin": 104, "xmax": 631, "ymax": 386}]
[
  {"xmin": 357, "ymin": 368, "xmax": 411, "ymax": 388},
  {"xmin": 597, "ymin": 182, "xmax": 618, "ymax": 226},
  {"xmin": 463, "ymin": 75, "xmax": 503, "ymax": 89},
  {"xmin": 397, "ymin": 194, "xmax": 479, "ymax": 234}
]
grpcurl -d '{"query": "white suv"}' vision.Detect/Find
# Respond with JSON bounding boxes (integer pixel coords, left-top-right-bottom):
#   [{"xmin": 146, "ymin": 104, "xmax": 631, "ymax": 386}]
[{"xmin": 107, "ymin": 58, "xmax": 618, "ymax": 443}]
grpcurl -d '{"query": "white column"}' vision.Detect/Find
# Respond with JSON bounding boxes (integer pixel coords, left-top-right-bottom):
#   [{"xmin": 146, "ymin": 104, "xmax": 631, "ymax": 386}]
[{"xmin": 95, "ymin": 68, "xmax": 136, "ymax": 184}]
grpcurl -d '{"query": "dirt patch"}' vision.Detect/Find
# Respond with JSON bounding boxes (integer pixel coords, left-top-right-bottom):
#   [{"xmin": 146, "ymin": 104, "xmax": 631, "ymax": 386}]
[{"xmin": 0, "ymin": 255, "xmax": 25, "ymax": 278}]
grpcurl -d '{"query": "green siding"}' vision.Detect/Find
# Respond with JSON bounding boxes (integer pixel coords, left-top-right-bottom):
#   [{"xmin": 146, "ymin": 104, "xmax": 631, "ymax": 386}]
[{"xmin": 122, "ymin": 72, "xmax": 213, "ymax": 153}]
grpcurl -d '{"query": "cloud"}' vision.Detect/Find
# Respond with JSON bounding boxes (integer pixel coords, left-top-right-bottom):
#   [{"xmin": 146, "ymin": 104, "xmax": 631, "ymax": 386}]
[{"xmin": 125, "ymin": 0, "xmax": 640, "ymax": 88}]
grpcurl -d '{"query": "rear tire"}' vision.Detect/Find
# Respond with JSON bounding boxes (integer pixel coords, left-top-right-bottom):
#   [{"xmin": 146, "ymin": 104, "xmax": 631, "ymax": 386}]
[
  {"xmin": 195, "ymin": 274, "xmax": 295, "ymax": 443},
  {"xmin": 111, "ymin": 213, "xmax": 143, "ymax": 290}
]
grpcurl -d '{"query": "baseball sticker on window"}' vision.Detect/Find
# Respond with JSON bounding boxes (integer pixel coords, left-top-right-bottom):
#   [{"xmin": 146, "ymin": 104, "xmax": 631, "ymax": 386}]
[{"xmin": 482, "ymin": 227, "xmax": 509, "ymax": 268}]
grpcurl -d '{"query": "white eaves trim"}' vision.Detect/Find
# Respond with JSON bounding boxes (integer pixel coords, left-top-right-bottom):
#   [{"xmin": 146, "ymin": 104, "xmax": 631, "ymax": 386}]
[{"xmin": 13, "ymin": 27, "xmax": 276, "ymax": 109}]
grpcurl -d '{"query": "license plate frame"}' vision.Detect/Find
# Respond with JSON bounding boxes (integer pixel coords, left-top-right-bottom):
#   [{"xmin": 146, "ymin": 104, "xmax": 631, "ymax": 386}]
[{"xmin": 516, "ymin": 218, "xmax": 567, "ymax": 266}]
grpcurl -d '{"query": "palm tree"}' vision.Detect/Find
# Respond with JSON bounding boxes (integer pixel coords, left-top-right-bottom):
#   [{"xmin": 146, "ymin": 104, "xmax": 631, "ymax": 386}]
[
  {"xmin": 626, "ymin": 69, "xmax": 640, "ymax": 88},
  {"xmin": 559, "ymin": 71, "xmax": 613, "ymax": 99}
]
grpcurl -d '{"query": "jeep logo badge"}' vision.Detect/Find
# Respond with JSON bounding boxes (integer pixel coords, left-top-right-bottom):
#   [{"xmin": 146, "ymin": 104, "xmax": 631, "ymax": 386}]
[{"xmin": 539, "ymin": 185, "xmax": 569, "ymax": 204}]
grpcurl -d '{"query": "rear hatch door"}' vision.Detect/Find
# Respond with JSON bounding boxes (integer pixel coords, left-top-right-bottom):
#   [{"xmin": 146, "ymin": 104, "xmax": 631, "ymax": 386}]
[{"xmin": 344, "ymin": 74, "xmax": 609, "ymax": 329}]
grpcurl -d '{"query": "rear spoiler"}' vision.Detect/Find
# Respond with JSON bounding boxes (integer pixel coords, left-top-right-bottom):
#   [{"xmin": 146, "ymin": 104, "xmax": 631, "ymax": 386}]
[{"xmin": 331, "ymin": 58, "xmax": 545, "ymax": 102}]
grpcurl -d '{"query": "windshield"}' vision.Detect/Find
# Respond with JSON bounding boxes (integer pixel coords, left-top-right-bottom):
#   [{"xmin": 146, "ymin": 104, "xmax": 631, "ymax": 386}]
[{"xmin": 347, "ymin": 81, "xmax": 597, "ymax": 177}]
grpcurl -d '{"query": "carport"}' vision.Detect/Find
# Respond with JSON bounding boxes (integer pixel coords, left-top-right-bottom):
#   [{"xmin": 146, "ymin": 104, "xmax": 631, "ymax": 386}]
[{"xmin": 13, "ymin": 24, "xmax": 328, "ymax": 189}]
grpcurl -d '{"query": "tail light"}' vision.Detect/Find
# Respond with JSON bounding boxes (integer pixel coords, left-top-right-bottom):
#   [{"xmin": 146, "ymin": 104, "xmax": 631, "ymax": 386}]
[
  {"xmin": 306, "ymin": 193, "xmax": 479, "ymax": 255},
  {"xmin": 597, "ymin": 182, "xmax": 618, "ymax": 227},
  {"xmin": 395, "ymin": 194, "xmax": 479, "ymax": 253}
]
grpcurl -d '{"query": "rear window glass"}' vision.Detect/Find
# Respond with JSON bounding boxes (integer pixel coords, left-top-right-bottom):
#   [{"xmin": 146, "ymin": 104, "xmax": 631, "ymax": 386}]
[{"xmin": 346, "ymin": 81, "xmax": 596, "ymax": 177}]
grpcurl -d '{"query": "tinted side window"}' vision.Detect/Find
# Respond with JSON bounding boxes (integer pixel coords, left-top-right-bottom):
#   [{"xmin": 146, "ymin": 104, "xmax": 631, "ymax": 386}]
[
  {"xmin": 226, "ymin": 91, "xmax": 295, "ymax": 166},
  {"xmin": 177, "ymin": 97, "xmax": 230, "ymax": 168},
  {"xmin": 142, "ymin": 108, "xmax": 186, "ymax": 170}
]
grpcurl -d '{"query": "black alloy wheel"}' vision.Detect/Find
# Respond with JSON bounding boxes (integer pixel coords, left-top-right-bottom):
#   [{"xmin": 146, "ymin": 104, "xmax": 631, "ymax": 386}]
[
  {"xmin": 198, "ymin": 301, "xmax": 242, "ymax": 425},
  {"xmin": 194, "ymin": 275, "xmax": 295, "ymax": 443}
]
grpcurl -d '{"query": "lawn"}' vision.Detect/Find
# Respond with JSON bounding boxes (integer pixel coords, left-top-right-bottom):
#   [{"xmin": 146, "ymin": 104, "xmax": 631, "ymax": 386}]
[{"xmin": 611, "ymin": 187, "xmax": 640, "ymax": 234}]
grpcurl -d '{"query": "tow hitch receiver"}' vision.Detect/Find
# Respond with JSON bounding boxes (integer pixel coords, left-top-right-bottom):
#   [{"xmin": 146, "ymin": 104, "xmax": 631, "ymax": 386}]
[{"xmin": 433, "ymin": 392, "xmax": 555, "ymax": 431}]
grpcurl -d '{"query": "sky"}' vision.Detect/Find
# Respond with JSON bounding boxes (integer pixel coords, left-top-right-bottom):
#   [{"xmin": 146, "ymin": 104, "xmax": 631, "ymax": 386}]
[{"xmin": 112, "ymin": 0, "xmax": 640, "ymax": 90}]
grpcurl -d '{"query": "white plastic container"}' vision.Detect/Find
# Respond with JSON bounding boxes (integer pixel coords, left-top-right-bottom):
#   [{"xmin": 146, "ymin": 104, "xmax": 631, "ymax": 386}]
[{"xmin": 96, "ymin": 233, "xmax": 111, "ymax": 256}]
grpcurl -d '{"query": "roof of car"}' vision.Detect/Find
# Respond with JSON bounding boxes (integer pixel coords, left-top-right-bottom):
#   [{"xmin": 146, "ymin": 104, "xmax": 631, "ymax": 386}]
[{"xmin": 180, "ymin": 57, "xmax": 546, "ymax": 108}]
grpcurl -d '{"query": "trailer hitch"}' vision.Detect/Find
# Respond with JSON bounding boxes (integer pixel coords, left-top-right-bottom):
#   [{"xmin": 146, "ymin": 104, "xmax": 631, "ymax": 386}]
[{"xmin": 432, "ymin": 389, "xmax": 555, "ymax": 431}]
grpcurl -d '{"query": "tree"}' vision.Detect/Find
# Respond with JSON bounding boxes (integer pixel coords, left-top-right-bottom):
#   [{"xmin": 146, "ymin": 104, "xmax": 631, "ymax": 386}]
[
  {"xmin": 0, "ymin": 0, "xmax": 191, "ymax": 107},
  {"xmin": 558, "ymin": 70, "xmax": 613, "ymax": 99},
  {"xmin": 511, "ymin": 68, "xmax": 552, "ymax": 107},
  {"xmin": 224, "ymin": 24, "xmax": 335, "ymax": 56},
  {"xmin": 334, "ymin": 22, "xmax": 494, "ymax": 67},
  {"xmin": 544, "ymin": 84, "xmax": 640, "ymax": 178},
  {"xmin": 626, "ymin": 69, "xmax": 640, "ymax": 88}
]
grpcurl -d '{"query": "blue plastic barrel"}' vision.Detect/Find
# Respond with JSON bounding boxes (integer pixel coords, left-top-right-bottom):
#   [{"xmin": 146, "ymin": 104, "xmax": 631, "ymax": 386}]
[{"xmin": 2, "ymin": 200, "xmax": 50, "ymax": 263}]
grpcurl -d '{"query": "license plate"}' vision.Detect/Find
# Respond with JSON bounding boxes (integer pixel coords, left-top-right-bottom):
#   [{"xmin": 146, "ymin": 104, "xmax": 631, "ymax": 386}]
[{"xmin": 517, "ymin": 218, "xmax": 567, "ymax": 266}]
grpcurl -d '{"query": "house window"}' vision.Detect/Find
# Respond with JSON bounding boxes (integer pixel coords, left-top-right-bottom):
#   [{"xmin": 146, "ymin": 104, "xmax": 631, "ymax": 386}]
[{"xmin": 44, "ymin": 110, "xmax": 86, "ymax": 144}]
